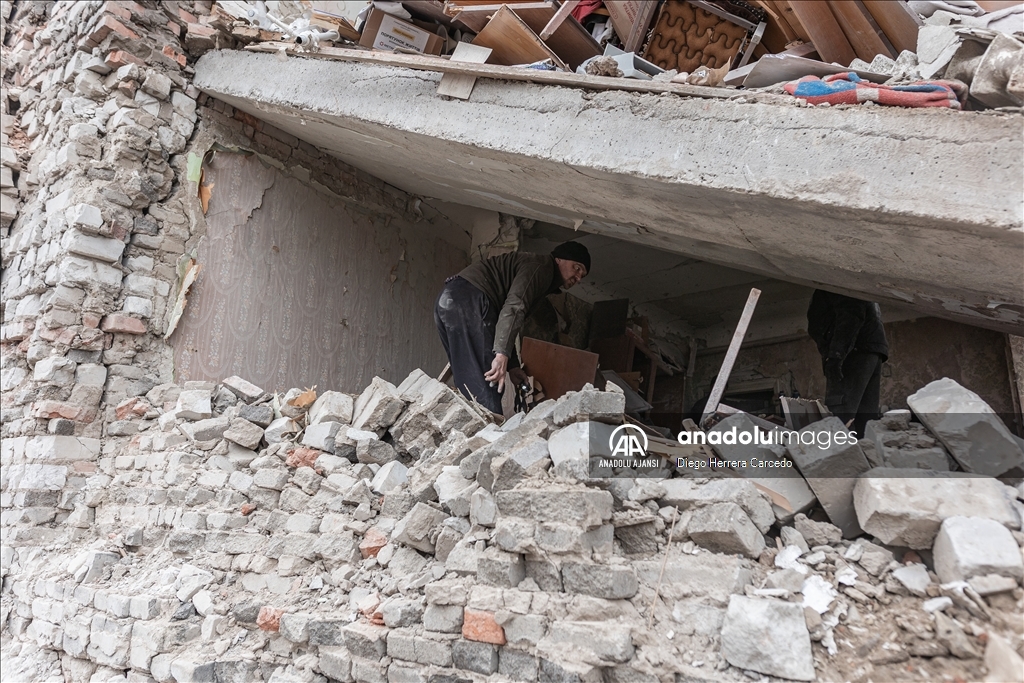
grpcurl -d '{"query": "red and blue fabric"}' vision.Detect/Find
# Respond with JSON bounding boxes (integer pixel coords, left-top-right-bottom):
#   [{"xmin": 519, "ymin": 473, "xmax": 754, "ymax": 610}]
[{"xmin": 784, "ymin": 72, "xmax": 967, "ymax": 109}]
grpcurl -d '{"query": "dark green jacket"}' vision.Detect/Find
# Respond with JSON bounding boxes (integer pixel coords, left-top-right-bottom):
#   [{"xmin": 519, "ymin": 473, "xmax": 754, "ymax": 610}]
[{"xmin": 458, "ymin": 252, "xmax": 562, "ymax": 356}]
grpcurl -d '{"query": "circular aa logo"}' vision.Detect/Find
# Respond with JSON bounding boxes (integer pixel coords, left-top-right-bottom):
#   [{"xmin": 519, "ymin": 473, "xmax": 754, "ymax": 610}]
[{"xmin": 608, "ymin": 424, "xmax": 649, "ymax": 458}]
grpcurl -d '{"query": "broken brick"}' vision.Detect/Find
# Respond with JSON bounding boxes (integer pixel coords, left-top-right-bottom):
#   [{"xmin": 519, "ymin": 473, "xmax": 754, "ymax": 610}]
[
  {"xmin": 462, "ymin": 609, "xmax": 506, "ymax": 645},
  {"xmin": 286, "ymin": 447, "xmax": 320, "ymax": 469},
  {"xmin": 257, "ymin": 606, "xmax": 285, "ymax": 632},
  {"xmin": 100, "ymin": 314, "xmax": 147, "ymax": 335},
  {"xmin": 359, "ymin": 528, "xmax": 388, "ymax": 559}
]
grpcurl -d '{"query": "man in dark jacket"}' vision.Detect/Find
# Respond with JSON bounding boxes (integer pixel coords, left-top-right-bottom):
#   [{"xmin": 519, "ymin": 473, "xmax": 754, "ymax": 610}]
[
  {"xmin": 435, "ymin": 242, "xmax": 591, "ymax": 415},
  {"xmin": 807, "ymin": 289, "xmax": 889, "ymax": 437}
]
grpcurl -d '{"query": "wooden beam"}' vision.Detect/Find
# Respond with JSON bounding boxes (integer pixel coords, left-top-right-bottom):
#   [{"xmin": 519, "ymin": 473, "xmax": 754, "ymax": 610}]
[
  {"xmin": 244, "ymin": 42, "xmax": 735, "ymax": 99},
  {"xmin": 700, "ymin": 288, "xmax": 761, "ymax": 427},
  {"xmin": 472, "ymin": 4, "xmax": 566, "ymax": 69},
  {"xmin": 540, "ymin": 0, "xmax": 580, "ymax": 40},
  {"xmin": 859, "ymin": 0, "xmax": 922, "ymax": 56},
  {"xmin": 437, "ymin": 41, "xmax": 492, "ymax": 99},
  {"xmin": 829, "ymin": 0, "xmax": 894, "ymax": 62},
  {"xmin": 785, "ymin": 1, "xmax": 857, "ymax": 66}
]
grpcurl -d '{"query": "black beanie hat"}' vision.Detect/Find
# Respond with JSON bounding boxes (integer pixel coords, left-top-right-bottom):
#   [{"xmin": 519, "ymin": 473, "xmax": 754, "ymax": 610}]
[{"xmin": 551, "ymin": 241, "xmax": 591, "ymax": 274}]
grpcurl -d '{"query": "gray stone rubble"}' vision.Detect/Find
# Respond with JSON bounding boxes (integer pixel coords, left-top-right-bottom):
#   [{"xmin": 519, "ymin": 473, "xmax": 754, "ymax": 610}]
[{"xmin": 2, "ymin": 367, "xmax": 1023, "ymax": 683}]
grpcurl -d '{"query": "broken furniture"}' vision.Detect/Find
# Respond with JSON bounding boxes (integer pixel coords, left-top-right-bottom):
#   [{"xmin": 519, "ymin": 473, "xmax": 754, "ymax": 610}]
[
  {"xmin": 520, "ymin": 337, "xmax": 600, "ymax": 401},
  {"xmin": 643, "ymin": 0, "xmax": 768, "ymax": 73}
]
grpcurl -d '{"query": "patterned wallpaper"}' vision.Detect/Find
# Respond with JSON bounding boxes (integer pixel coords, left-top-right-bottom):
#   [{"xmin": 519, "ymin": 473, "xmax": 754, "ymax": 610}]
[{"xmin": 172, "ymin": 152, "xmax": 467, "ymax": 394}]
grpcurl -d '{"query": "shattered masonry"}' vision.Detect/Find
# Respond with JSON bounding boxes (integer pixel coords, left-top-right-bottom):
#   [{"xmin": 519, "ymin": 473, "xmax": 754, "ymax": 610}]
[{"xmin": 1, "ymin": 2, "xmax": 1023, "ymax": 683}]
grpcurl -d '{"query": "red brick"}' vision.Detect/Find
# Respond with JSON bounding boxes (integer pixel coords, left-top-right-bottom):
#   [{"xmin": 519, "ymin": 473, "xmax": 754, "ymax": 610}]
[
  {"xmin": 179, "ymin": 7, "xmax": 198, "ymax": 24},
  {"xmin": 122, "ymin": 1, "xmax": 146, "ymax": 16},
  {"xmin": 102, "ymin": 1, "xmax": 131, "ymax": 21},
  {"xmin": 233, "ymin": 110, "xmax": 260, "ymax": 130},
  {"xmin": 187, "ymin": 22, "xmax": 217, "ymax": 38},
  {"xmin": 89, "ymin": 15, "xmax": 140, "ymax": 44},
  {"xmin": 101, "ymin": 315, "xmax": 147, "ymax": 335},
  {"xmin": 115, "ymin": 396, "xmax": 150, "ymax": 420},
  {"xmin": 83, "ymin": 313, "xmax": 101, "ymax": 329},
  {"xmin": 257, "ymin": 607, "xmax": 285, "ymax": 632},
  {"xmin": 71, "ymin": 461, "xmax": 98, "ymax": 474},
  {"xmin": 462, "ymin": 609, "xmax": 506, "ymax": 645},
  {"xmin": 240, "ymin": 503, "xmax": 257, "ymax": 515},
  {"xmin": 30, "ymin": 401, "xmax": 86, "ymax": 421},
  {"xmin": 162, "ymin": 44, "xmax": 187, "ymax": 67},
  {"xmin": 285, "ymin": 447, "xmax": 320, "ymax": 469},
  {"xmin": 105, "ymin": 49, "xmax": 145, "ymax": 69},
  {"xmin": 359, "ymin": 528, "xmax": 388, "ymax": 559}
]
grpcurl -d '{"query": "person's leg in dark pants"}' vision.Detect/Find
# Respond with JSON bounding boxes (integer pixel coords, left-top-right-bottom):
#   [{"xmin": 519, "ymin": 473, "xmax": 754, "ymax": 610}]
[
  {"xmin": 824, "ymin": 351, "xmax": 882, "ymax": 437},
  {"xmin": 434, "ymin": 277, "xmax": 503, "ymax": 414}
]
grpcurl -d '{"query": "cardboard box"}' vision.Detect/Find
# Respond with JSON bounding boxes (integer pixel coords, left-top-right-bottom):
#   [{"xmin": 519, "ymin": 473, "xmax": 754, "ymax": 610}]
[{"xmin": 359, "ymin": 7, "xmax": 444, "ymax": 55}]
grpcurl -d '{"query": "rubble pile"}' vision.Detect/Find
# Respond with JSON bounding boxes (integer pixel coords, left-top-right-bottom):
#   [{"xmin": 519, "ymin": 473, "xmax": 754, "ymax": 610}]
[{"xmin": 3, "ymin": 369, "xmax": 1023, "ymax": 683}]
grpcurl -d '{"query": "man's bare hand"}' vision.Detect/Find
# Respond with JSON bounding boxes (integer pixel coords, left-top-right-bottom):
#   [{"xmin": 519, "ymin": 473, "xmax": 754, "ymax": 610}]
[{"xmin": 484, "ymin": 353, "xmax": 509, "ymax": 393}]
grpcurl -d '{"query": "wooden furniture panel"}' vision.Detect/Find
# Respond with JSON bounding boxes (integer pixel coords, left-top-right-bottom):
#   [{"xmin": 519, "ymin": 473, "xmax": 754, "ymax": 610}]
[{"xmin": 522, "ymin": 337, "xmax": 600, "ymax": 401}]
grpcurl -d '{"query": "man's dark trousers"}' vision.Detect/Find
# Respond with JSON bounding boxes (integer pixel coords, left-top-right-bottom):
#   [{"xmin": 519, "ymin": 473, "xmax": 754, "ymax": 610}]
[
  {"xmin": 825, "ymin": 350, "xmax": 883, "ymax": 438},
  {"xmin": 434, "ymin": 277, "xmax": 503, "ymax": 415}
]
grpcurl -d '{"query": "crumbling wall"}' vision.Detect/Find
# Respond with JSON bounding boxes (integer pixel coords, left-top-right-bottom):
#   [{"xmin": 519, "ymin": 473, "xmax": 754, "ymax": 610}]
[
  {"xmin": 172, "ymin": 151, "xmax": 466, "ymax": 393},
  {"xmin": 688, "ymin": 318, "xmax": 1014, "ymax": 416},
  {"xmin": 1, "ymin": 0, "xmax": 468, "ymax": 445}
]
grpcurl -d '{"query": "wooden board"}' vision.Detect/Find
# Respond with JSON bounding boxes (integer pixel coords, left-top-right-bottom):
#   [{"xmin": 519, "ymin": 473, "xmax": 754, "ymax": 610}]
[
  {"xmin": 521, "ymin": 337, "xmax": 600, "ymax": 401},
  {"xmin": 784, "ymin": 0, "xmax": 856, "ymax": 66},
  {"xmin": 444, "ymin": 0, "xmax": 546, "ymax": 31},
  {"xmin": 828, "ymin": 0, "xmax": 893, "ymax": 62},
  {"xmin": 472, "ymin": 4, "xmax": 567, "ymax": 69},
  {"xmin": 700, "ymin": 289, "xmax": 761, "ymax": 427},
  {"xmin": 504, "ymin": 4, "xmax": 600, "ymax": 70},
  {"xmin": 771, "ymin": 0, "xmax": 813, "ymax": 43},
  {"xmin": 437, "ymin": 41, "xmax": 492, "ymax": 99},
  {"xmin": 859, "ymin": 0, "xmax": 922, "ymax": 56},
  {"xmin": 447, "ymin": 1, "xmax": 599, "ymax": 69},
  {"xmin": 245, "ymin": 42, "xmax": 735, "ymax": 99}
]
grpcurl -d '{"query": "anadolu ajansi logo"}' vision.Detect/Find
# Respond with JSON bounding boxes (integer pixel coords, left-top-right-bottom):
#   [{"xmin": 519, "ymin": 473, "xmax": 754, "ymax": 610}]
[{"xmin": 608, "ymin": 424, "xmax": 649, "ymax": 458}]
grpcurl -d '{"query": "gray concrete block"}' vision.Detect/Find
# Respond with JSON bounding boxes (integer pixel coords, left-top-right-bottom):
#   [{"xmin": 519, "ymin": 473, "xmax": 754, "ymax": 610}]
[
  {"xmin": 552, "ymin": 387, "xmax": 625, "ymax": 427},
  {"xmin": 561, "ymin": 563, "xmax": 637, "ymax": 599},
  {"xmin": 853, "ymin": 468, "xmax": 1019, "ymax": 549},
  {"xmin": 933, "ymin": 515, "xmax": 1024, "ymax": 583},
  {"xmin": 908, "ymin": 378, "xmax": 1024, "ymax": 477},
  {"xmin": 477, "ymin": 549, "xmax": 526, "ymax": 588},
  {"xmin": 423, "ymin": 603, "xmax": 463, "ymax": 633},
  {"xmin": 452, "ymin": 639, "xmax": 499, "ymax": 674},
  {"xmin": 687, "ymin": 502, "xmax": 766, "ymax": 559},
  {"xmin": 495, "ymin": 488, "xmax": 612, "ymax": 530},
  {"xmin": 499, "ymin": 649, "xmax": 538, "ymax": 681},
  {"xmin": 786, "ymin": 417, "xmax": 871, "ymax": 537},
  {"xmin": 720, "ymin": 595, "xmax": 814, "ymax": 681}
]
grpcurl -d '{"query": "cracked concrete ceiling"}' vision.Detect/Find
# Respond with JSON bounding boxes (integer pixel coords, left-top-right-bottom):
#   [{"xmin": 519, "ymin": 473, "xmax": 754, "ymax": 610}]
[{"xmin": 194, "ymin": 50, "xmax": 1024, "ymax": 337}]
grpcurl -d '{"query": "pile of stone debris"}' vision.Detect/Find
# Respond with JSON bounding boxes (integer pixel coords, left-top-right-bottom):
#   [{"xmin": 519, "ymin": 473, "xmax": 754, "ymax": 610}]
[{"xmin": 1, "ymin": 370, "xmax": 1023, "ymax": 683}]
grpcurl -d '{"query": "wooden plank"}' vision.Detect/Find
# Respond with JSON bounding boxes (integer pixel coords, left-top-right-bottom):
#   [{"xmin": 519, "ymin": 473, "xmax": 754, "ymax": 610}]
[
  {"xmin": 244, "ymin": 42, "xmax": 734, "ymax": 99},
  {"xmin": 472, "ymin": 4, "xmax": 567, "ymax": 68},
  {"xmin": 437, "ymin": 42, "xmax": 492, "ymax": 99},
  {"xmin": 508, "ymin": 4, "xmax": 601, "ymax": 70},
  {"xmin": 444, "ymin": 0, "xmax": 550, "ymax": 31},
  {"xmin": 828, "ymin": 0, "xmax": 893, "ymax": 61},
  {"xmin": 700, "ymin": 288, "xmax": 761, "ymax": 427},
  {"xmin": 773, "ymin": 0, "xmax": 813, "ymax": 44},
  {"xmin": 451, "ymin": 2, "xmax": 599, "ymax": 70},
  {"xmin": 521, "ymin": 337, "xmax": 599, "ymax": 401},
  {"xmin": 785, "ymin": 1, "xmax": 857, "ymax": 66},
  {"xmin": 859, "ymin": 0, "xmax": 922, "ymax": 55},
  {"xmin": 540, "ymin": 0, "xmax": 580, "ymax": 39}
]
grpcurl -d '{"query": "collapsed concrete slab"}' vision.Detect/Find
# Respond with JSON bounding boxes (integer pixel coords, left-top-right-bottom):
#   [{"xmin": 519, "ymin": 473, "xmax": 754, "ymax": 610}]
[
  {"xmin": 853, "ymin": 468, "xmax": 1020, "ymax": 548},
  {"xmin": 907, "ymin": 378, "xmax": 1024, "ymax": 477},
  {"xmin": 194, "ymin": 50, "xmax": 1024, "ymax": 335}
]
